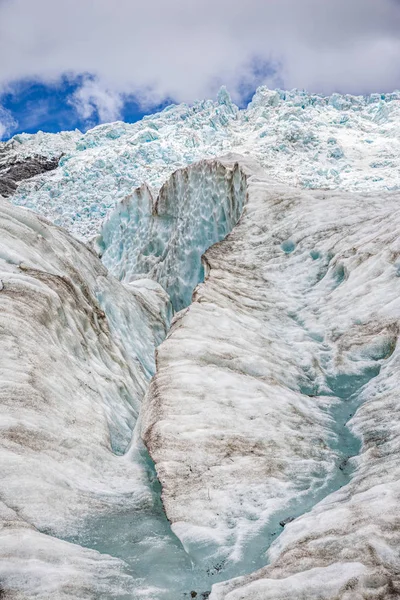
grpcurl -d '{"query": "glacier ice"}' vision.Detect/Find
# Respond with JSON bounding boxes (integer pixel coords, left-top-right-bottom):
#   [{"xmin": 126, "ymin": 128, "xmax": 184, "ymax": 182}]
[
  {"xmin": 2, "ymin": 86, "xmax": 400, "ymax": 600},
  {"xmin": 96, "ymin": 158, "xmax": 247, "ymax": 311},
  {"xmin": 1, "ymin": 86, "xmax": 400, "ymax": 241}
]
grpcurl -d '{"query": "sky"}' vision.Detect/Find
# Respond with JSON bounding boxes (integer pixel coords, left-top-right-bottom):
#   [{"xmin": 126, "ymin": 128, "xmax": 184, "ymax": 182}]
[{"xmin": 0, "ymin": 0, "xmax": 400, "ymax": 140}]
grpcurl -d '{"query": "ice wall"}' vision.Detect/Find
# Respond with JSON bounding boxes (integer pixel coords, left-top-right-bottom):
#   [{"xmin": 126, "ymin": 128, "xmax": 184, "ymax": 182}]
[{"xmin": 96, "ymin": 158, "xmax": 248, "ymax": 311}]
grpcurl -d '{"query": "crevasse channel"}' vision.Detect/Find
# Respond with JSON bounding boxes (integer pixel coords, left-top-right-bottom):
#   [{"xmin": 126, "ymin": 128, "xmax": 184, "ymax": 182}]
[{"xmin": 68, "ymin": 160, "xmax": 250, "ymax": 599}]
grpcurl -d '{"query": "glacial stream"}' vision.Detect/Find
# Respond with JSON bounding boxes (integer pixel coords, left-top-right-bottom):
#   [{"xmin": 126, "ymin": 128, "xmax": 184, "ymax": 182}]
[{"xmin": 65, "ymin": 295, "xmax": 392, "ymax": 600}]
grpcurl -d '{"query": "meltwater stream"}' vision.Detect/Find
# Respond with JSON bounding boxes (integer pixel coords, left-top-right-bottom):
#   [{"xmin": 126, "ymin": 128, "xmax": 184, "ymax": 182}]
[
  {"xmin": 65, "ymin": 321, "xmax": 390, "ymax": 600},
  {"xmin": 68, "ymin": 443, "xmax": 212, "ymax": 599}
]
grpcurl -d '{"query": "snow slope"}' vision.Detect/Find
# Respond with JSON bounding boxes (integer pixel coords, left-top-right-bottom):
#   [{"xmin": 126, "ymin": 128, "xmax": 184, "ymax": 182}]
[{"xmin": 2, "ymin": 87, "xmax": 400, "ymax": 240}]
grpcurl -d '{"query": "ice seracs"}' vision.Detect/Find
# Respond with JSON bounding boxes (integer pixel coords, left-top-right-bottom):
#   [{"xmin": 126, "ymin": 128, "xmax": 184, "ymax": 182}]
[{"xmin": 2, "ymin": 86, "xmax": 400, "ymax": 240}]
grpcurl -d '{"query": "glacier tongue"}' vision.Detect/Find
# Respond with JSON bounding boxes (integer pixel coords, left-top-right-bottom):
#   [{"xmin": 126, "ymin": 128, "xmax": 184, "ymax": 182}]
[{"xmin": 2, "ymin": 87, "xmax": 400, "ymax": 599}]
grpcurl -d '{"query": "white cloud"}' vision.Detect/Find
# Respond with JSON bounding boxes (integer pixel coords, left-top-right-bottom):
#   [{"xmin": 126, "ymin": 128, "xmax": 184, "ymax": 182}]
[
  {"xmin": 0, "ymin": 0, "xmax": 399, "ymax": 116},
  {"xmin": 69, "ymin": 77, "xmax": 124, "ymax": 123},
  {"xmin": 0, "ymin": 105, "xmax": 17, "ymax": 140}
]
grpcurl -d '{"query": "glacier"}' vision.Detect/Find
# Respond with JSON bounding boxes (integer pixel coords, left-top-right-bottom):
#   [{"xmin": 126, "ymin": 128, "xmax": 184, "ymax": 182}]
[
  {"xmin": 1, "ymin": 87, "xmax": 400, "ymax": 599},
  {"xmin": 1, "ymin": 87, "xmax": 400, "ymax": 241}
]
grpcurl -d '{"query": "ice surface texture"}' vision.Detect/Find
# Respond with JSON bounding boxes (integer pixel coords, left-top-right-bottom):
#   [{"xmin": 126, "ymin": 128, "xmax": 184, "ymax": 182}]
[
  {"xmin": 140, "ymin": 157, "xmax": 400, "ymax": 598},
  {"xmin": 96, "ymin": 158, "xmax": 247, "ymax": 311},
  {"xmin": 2, "ymin": 86, "xmax": 400, "ymax": 240}
]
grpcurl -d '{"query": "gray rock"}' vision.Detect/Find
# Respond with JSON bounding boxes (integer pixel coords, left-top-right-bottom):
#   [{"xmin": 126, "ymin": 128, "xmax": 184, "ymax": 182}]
[{"xmin": 0, "ymin": 153, "xmax": 60, "ymax": 197}]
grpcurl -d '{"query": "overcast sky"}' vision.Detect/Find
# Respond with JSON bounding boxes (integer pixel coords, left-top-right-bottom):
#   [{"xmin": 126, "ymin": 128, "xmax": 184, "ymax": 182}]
[{"xmin": 0, "ymin": 0, "xmax": 400, "ymax": 137}]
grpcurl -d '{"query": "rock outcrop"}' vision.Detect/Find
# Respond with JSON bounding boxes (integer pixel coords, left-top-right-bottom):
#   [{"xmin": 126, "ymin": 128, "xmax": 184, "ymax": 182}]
[{"xmin": 0, "ymin": 148, "xmax": 60, "ymax": 196}]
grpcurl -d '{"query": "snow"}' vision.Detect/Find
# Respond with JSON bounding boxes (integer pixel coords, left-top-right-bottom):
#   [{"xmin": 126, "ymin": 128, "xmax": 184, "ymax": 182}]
[{"xmin": 2, "ymin": 86, "xmax": 400, "ymax": 240}]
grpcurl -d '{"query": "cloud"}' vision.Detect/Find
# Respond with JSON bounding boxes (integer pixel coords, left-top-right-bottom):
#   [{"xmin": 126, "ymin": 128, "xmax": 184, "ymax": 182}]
[
  {"xmin": 0, "ymin": 104, "xmax": 17, "ymax": 139},
  {"xmin": 69, "ymin": 76, "xmax": 124, "ymax": 123},
  {"xmin": 0, "ymin": 0, "xmax": 399, "ymax": 119}
]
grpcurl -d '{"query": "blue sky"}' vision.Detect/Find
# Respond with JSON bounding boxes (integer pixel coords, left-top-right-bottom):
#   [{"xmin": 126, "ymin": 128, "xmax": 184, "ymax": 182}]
[
  {"xmin": 0, "ymin": 67, "xmax": 273, "ymax": 140},
  {"xmin": 1, "ymin": 0, "xmax": 399, "ymax": 141},
  {"xmin": 0, "ymin": 77, "xmax": 171, "ymax": 139},
  {"xmin": 0, "ymin": 73, "xmax": 272, "ymax": 141}
]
